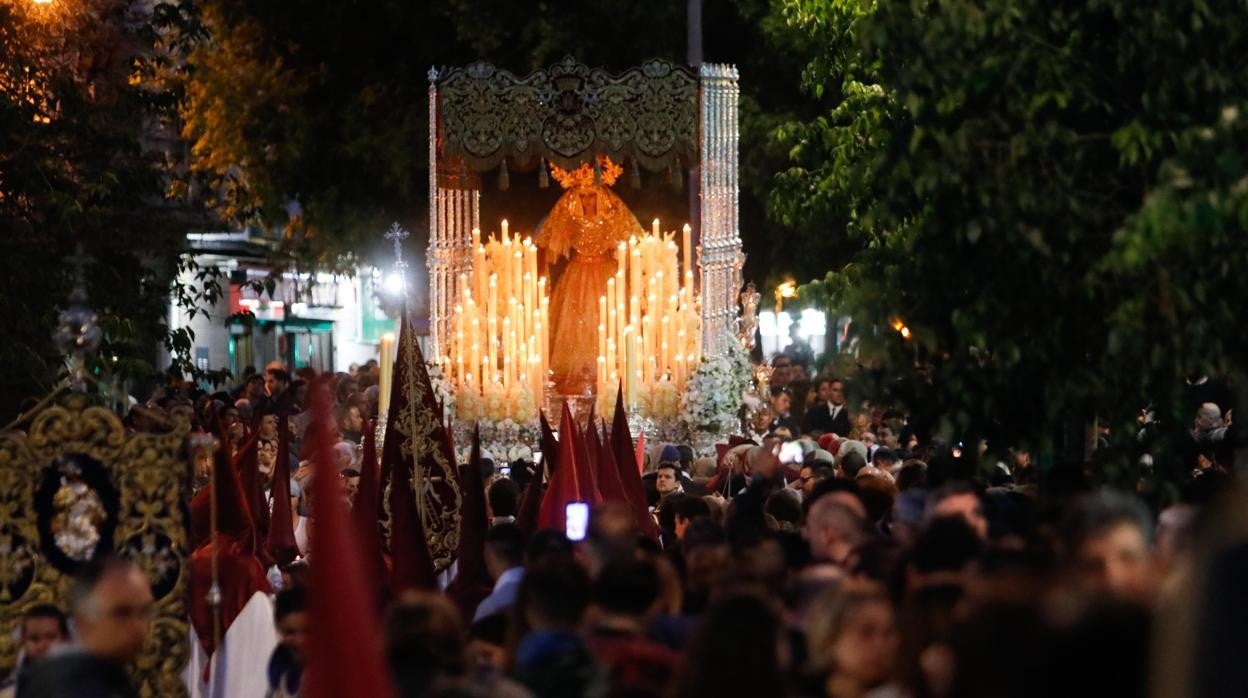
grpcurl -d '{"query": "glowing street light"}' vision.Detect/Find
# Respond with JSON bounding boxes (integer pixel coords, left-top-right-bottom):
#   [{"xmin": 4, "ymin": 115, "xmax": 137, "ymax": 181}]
[
  {"xmin": 383, "ymin": 270, "xmax": 406, "ymax": 296},
  {"xmin": 774, "ymin": 280, "xmax": 797, "ymax": 314}
]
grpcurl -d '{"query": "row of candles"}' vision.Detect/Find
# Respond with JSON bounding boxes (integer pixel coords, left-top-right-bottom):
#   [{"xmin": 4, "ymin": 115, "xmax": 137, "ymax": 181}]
[
  {"xmin": 597, "ymin": 220, "xmax": 702, "ymax": 412},
  {"xmin": 404, "ymin": 218, "xmax": 703, "ymax": 424},
  {"xmin": 448, "ymin": 222, "xmax": 551, "ymax": 413}
]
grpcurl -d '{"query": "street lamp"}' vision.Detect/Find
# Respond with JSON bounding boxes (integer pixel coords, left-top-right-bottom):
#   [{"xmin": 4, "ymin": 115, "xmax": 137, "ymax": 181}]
[{"xmin": 774, "ymin": 280, "xmax": 796, "ymax": 314}]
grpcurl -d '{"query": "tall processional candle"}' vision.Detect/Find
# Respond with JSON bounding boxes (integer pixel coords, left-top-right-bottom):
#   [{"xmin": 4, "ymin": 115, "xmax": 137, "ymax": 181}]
[{"xmin": 378, "ymin": 332, "xmax": 395, "ymax": 415}]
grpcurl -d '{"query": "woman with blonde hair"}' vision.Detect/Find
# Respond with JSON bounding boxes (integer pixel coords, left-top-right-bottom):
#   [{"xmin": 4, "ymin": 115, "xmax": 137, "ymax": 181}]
[{"xmin": 806, "ymin": 582, "xmax": 900, "ymax": 698}]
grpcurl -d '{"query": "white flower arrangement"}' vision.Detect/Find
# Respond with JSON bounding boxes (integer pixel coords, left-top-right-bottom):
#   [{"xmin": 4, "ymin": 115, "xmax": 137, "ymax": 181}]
[
  {"xmin": 426, "ymin": 362, "xmax": 457, "ymax": 422},
  {"xmin": 679, "ymin": 334, "xmax": 752, "ymax": 436}
]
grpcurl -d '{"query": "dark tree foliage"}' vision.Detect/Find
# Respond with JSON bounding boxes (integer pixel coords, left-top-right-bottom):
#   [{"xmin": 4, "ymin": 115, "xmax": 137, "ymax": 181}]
[
  {"xmin": 772, "ymin": 0, "xmax": 1248, "ymax": 480},
  {"xmin": 0, "ymin": 0, "xmax": 204, "ymax": 420}
]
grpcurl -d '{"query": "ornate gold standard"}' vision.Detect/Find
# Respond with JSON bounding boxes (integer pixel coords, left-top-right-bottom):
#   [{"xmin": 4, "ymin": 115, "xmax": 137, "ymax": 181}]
[{"xmin": 0, "ymin": 395, "xmax": 191, "ymax": 696}]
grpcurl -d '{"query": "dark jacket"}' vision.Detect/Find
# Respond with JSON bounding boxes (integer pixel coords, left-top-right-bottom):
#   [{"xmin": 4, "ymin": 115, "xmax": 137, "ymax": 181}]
[
  {"xmin": 801, "ymin": 402, "xmax": 851, "ymax": 437},
  {"xmin": 17, "ymin": 651, "xmax": 137, "ymax": 698}
]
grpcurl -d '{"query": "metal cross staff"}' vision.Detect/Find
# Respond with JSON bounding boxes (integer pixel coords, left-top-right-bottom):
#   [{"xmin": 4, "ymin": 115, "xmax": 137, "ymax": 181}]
[{"xmin": 385, "ymin": 222, "xmax": 410, "ymax": 270}]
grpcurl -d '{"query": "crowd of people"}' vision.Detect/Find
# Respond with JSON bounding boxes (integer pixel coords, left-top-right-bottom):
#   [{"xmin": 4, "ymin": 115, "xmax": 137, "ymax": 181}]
[{"xmin": 4, "ymin": 352, "xmax": 1246, "ymax": 698}]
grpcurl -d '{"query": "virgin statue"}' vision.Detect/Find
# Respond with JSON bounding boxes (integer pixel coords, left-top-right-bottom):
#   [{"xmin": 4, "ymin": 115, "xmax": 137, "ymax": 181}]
[{"xmin": 537, "ymin": 156, "xmax": 643, "ymax": 395}]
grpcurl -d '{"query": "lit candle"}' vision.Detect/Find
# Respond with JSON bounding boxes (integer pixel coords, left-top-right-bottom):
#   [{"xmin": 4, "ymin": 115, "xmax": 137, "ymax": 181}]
[
  {"xmin": 641, "ymin": 315, "xmax": 652, "ymax": 382},
  {"xmin": 652, "ymin": 218, "xmax": 660, "ymax": 238},
  {"xmin": 512, "ymin": 250, "xmax": 523, "ymax": 315},
  {"xmin": 378, "ymin": 332, "xmax": 395, "ymax": 415},
  {"xmin": 660, "ymin": 314, "xmax": 669, "ymax": 374},
  {"xmin": 599, "ymin": 295, "xmax": 608, "ymax": 365},
  {"xmin": 606, "ymin": 337, "xmax": 616, "ymax": 386},
  {"xmin": 624, "ymin": 329, "xmax": 633, "ymax": 409},
  {"xmin": 682, "ymin": 224, "xmax": 692, "ymax": 291},
  {"xmin": 474, "ymin": 244, "xmax": 486, "ymax": 303},
  {"xmin": 630, "ymin": 248, "xmax": 642, "ymax": 315},
  {"xmin": 501, "ymin": 218, "xmax": 510, "ymax": 243}
]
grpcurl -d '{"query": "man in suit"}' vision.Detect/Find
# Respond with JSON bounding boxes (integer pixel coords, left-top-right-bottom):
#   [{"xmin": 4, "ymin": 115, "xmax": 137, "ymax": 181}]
[{"xmin": 802, "ymin": 378, "xmax": 852, "ymax": 437}]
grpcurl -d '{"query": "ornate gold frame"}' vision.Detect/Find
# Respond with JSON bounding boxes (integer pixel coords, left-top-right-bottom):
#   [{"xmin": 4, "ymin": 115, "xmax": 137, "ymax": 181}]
[{"xmin": 0, "ymin": 394, "xmax": 191, "ymax": 696}]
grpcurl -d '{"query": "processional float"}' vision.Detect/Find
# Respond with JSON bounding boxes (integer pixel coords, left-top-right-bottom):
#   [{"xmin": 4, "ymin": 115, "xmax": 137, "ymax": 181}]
[{"xmin": 424, "ymin": 57, "xmax": 746, "ymax": 451}]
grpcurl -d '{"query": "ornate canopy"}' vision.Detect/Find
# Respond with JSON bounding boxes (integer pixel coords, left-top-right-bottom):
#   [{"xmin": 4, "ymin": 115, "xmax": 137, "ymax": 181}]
[
  {"xmin": 434, "ymin": 57, "xmax": 699, "ymax": 174},
  {"xmin": 426, "ymin": 58, "xmax": 742, "ymax": 365}
]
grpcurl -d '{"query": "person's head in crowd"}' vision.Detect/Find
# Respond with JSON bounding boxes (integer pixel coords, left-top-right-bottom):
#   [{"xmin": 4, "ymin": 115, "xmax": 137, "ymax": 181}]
[
  {"xmin": 673, "ymin": 495, "xmax": 712, "ymax": 541},
  {"xmin": 487, "ymin": 478, "xmax": 520, "ymax": 523},
  {"xmin": 891, "ymin": 489, "xmax": 928, "ymax": 547},
  {"xmin": 1155, "ymin": 503, "xmax": 1197, "ymax": 574},
  {"xmin": 896, "ymin": 460, "xmax": 928, "ymax": 491},
  {"xmin": 908, "ymin": 516, "xmax": 984, "ymax": 590},
  {"xmin": 807, "ymin": 582, "xmax": 899, "ymax": 697},
  {"xmin": 839, "ymin": 450, "xmax": 868, "ymax": 480},
  {"xmin": 335, "ymin": 376, "xmax": 360, "ymax": 406},
  {"xmin": 592, "ymin": 558, "xmax": 661, "ymax": 631},
  {"xmin": 814, "ymin": 377, "xmax": 832, "ymax": 405},
  {"xmin": 244, "ymin": 374, "xmax": 266, "ymax": 403},
  {"xmin": 656, "ymin": 462, "xmax": 684, "ymax": 497},
  {"xmin": 525, "ymin": 530, "xmax": 575, "ymax": 567},
  {"xmin": 264, "ymin": 367, "xmax": 290, "ymax": 398},
  {"xmin": 585, "ymin": 501, "xmax": 640, "ymax": 574},
  {"xmin": 855, "ymin": 467, "xmax": 899, "ymax": 525},
  {"xmin": 927, "ymin": 482, "xmax": 989, "ymax": 541},
  {"xmin": 878, "ymin": 424, "xmax": 900, "ymax": 451},
  {"xmin": 220, "ymin": 403, "xmax": 241, "ymax": 428},
  {"xmin": 805, "ymin": 496, "xmax": 869, "ymax": 567},
  {"xmin": 16, "ymin": 604, "xmax": 69, "ymax": 668},
  {"xmin": 258, "ymin": 412, "xmax": 279, "ymax": 441},
  {"xmin": 281, "ymin": 559, "xmax": 310, "ymax": 591},
  {"xmin": 691, "ymin": 456, "xmax": 718, "ymax": 479},
  {"xmin": 1193, "ymin": 402, "xmax": 1225, "ymax": 433},
  {"xmin": 799, "ymin": 464, "xmax": 833, "ymax": 498},
  {"xmin": 674, "ymin": 592, "xmax": 790, "ymax": 698},
  {"xmin": 477, "ymin": 457, "xmax": 496, "ymax": 485},
  {"xmin": 770, "ymin": 385, "xmax": 792, "ymax": 417},
  {"xmin": 332, "ymin": 440, "xmax": 356, "ymax": 472},
  {"xmin": 336, "ymin": 404, "xmax": 363, "ymax": 437},
  {"xmin": 676, "ymin": 444, "xmax": 695, "ymax": 470},
  {"xmin": 233, "ymin": 397, "xmax": 254, "ymax": 424},
  {"xmin": 826, "ymin": 378, "xmax": 847, "ymax": 408},
  {"xmin": 517, "ymin": 558, "xmax": 592, "ymax": 633},
  {"xmin": 289, "ymin": 379, "xmax": 310, "ymax": 411},
  {"xmin": 68, "ymin": 557, "xmax": 154, "ymax": 663},
  {"xmin": 1060, "ymin": 490, "xmax": 1155, "ymax": 602},
  {"xmin": 274, "ymin": 587, "xmax": 310, "ymax": 667},
  {"xmin": 805, "ymin": 477, "xmax": 868, "ymax": 520},
  {"xmin": 771, "ymin": 356, "xmax": 793, "ymax": 386},
  {"xmin": 484, "ymin": 523, "xmax": 526, "ymax": 582},
  {"xmin": 384, "ymin": 591, "xmax": 467, "ymax": 696},
  {"xmin": 257, "ymin": 437, "xmax": 278, "ymax": 485},
  {"xmin": 765, "ymin": 489, "xmax": 802, "ymax": 532},
  {"xmin": 467, "ymin": 613, "xmax": 510, "ymax": 676},
  {"xmin": 872, "ymin": 448, "xmax": 899, "ymax": 471},
  {"xmin": 339, "ymin": 467, "xmax": 361, "ymax": 506}
]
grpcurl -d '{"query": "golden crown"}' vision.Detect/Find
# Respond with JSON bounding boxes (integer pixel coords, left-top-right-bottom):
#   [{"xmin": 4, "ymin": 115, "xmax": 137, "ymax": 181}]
[{"xmin": 549, "ymin": 155, "xmax": 623, "ymax": 189}]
